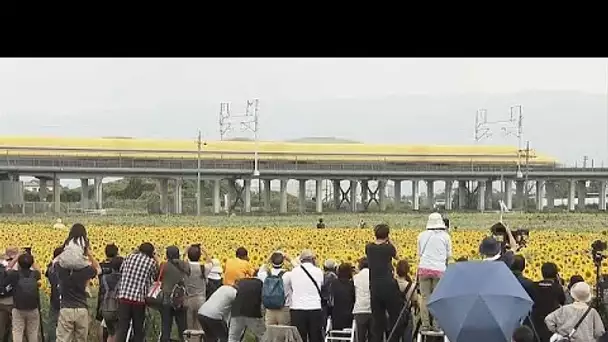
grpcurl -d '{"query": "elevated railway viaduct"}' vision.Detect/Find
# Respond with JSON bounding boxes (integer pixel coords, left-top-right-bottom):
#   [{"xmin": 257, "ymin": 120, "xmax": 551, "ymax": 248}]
[{"xmin": 0, "ymin": 136, "xmax": 601, "ymax": 214}]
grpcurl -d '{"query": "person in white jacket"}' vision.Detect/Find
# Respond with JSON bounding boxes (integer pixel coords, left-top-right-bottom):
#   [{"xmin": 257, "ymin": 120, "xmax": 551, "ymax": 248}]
[
  {"xmin": 417, "ymin": 213, "xmax": 452, "ymax": 333},
  {"xmin": 352, "ymin": 257, "xmax": 371, "ymax": 342}
]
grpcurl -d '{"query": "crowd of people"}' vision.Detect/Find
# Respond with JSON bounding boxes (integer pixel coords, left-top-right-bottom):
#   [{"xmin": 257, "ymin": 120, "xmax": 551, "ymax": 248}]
[{"xmin": 0, "ymin": 214, "xmax": 607, "ymax": 342}]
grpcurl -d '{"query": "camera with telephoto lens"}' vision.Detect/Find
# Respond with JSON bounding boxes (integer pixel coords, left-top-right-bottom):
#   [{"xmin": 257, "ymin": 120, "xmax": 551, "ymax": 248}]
[
  {"xmin": 512, "ymin": 229, "xmax": 530, "ymax": 249},
  {"xmin": 592, "ymin": 240, "xmax": 607, "ymax": 265}
]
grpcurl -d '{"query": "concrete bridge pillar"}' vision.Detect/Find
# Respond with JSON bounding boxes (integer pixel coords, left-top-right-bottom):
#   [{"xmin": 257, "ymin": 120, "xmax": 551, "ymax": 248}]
[
  {"xmin": 361, "ymin": 180, "xmax": 369, "ymax": 207},
  {"xmin": 568, "ymin": 179, "xmax": 576, "ymax": 211},
  {"xmin": 516, "ymin": 180, "xmax": 525, "ymax": 210},
  {"xmin": 315, "ymin": 179, "xmax": 323, "ymax": 214},
  {"xmin": 599, "ymin": 180, "xmax": 607, "ymax": 211},
  {"xmin": 350, "ymin": 180, "xmax": 358, "ymax": 212},
  {"xmin": 535, "ymin": 180, "xmax": 545, "ymax": 211},
  {"xmin": 393, "ymin": 180, "xmax": 402, "ymax": 208},
  {"xmin": 212, "ymin": 179, "xmax": 221, "ymax": 214},
  {"xmin": 53, "ymin": 176, "xmax": 61, "ymax": 214},
  {"xmin": 378, "ymin": 179, "xmax": 387, "ymax": 212},
  {"xmin": 333, "ymin": 180, "xmax": 341, "ymax": 209},
  {"xmin": 38, "ymin": 178, "xmax": 48, "ymax": 202},
  {"xmin": 412, "ymin": 180, "xmax": 420, "ymax": 211},
  {"xmin": 458, "ymin": 181, "xmax": 467, "ymax": 210},
  {"xmin": 224, "ymin": 192, "xmax": 231, "ymax": 213},
  {"xmin": 445, "ymin": 180, "xmax": 453, "ymax": 211},
  {"xmin": 545, "ymin": 181, "xmax": 556, "ymax": 210},
  {"xmin": 279, "ymin": 179, "xmax": 288, "ymax": 214},
  {"xmin": 243, "ymin": 179, "xmax": 252, "ymax": 213},
  {"xmin": 426, "ymin": 180, "xmax": 435, "ymax": 209},
  {"xmin": 94, "ymin": 177, "xmax": 103, "ymax": 210},
  {"xmin": 298, "ymin": 179, "xmax": 306, "ymax": 214},
  {"xmin": 263, "ymin": 179, "xmax": 272, "ymax": 212},
  {"xmin": 477, "ymin": 180, "xmax": 486, "ymax": 212},
  {"xmin": 485, "ymin": 180, "xmax": 493, "ymax": 210},
  {"xmin": 504, "ymin": 180, "xmax": 513, "ymax": 210},
  {"xmin": 577, "ymin": 180, "xmax": 587, "ymax": 211},
  {"xmin": 174, "ymin": 178, "xmax": 183, "ymax": 214},
  {"xmin": 80, "ymin": 179, "xmax": 89, "ymax": 210}
]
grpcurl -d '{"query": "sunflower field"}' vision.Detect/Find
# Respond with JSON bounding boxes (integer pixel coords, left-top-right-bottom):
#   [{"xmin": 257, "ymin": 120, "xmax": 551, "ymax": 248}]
[
  {"xmin": 1, "ymin": 218, "xmax": 606, "ymax": 291},
  {"xmin": 2, "ymin": 213, "xmax": 608, "ymax": 341}
]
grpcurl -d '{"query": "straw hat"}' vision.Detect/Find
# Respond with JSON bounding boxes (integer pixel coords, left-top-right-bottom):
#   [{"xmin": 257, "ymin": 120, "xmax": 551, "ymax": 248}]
[
  {"xmin": 570, "ymin": 282, "xmax": 592, "ymax": 303},
  {"xmin": 426, "ymin": 213, "xmax": 446, "ymax": 230}
]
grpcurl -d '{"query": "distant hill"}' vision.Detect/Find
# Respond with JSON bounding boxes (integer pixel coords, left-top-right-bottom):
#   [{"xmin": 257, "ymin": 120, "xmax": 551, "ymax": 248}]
[
  {"xmin": 1, "ymin": 90, "xmax": 605, "ymax": 165},
  {"xmin": 287, "ymin": 137, "xmax": 361, "ymax": 144}
]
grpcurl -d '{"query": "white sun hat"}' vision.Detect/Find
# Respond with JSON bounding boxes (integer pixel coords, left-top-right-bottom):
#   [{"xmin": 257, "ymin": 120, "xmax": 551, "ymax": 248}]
[
  {"xmin": 570, "ymin": 282, "xmax": 592, "ymax": 303},
  {"xmin": 426, "ymin": 212, "xmax": 446, "ymax": 230}
]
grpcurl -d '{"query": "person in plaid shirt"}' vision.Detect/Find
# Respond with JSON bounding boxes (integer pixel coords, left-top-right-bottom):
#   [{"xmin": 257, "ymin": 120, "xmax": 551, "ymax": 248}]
[{"xmin": 115, "ymin": 242, "xmax": 159, "ymax": 342}]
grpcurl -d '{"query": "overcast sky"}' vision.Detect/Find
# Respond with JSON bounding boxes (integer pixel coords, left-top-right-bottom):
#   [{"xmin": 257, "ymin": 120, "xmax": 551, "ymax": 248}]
[
  {"xmin": 1, "ymin": 58, "xmax": 606, "ymax": 189},
  {"xmin": 0, "ymin": 59, "xmax": 606, "ymax": 108},
  {"xmin": 0, "ymin": 58, "xmax": 606, "ymax": 153}
]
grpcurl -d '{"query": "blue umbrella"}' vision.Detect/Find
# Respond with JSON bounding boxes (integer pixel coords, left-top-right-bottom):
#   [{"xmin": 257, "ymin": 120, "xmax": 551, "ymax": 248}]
[{"xmin": 427, "ymin": 261, "xmax": 533, "ymax": 342}]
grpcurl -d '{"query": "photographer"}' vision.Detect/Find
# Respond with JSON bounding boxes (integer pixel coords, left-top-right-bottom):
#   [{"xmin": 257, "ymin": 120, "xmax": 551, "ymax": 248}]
[
  {"xmin": 532, "ymin": 262, "xmax": 565, "ymax": 342},
  {"xmin": 366, "ymin": 224, "xmax": 403, "ymax": 342},
  {"xmin": 479, "ymin": 222, "xmax": 521, "ymax": 267},
  {"xmin": 417, "ymin": 213, "xmax": 452, "ymax": 333},
  {"xmin": 490, "ymin": 222, "xmax": 520, "ymax": 253}
]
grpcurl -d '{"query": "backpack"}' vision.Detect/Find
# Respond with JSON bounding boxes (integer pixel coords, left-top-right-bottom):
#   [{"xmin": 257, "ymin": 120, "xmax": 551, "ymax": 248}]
[
  {"xmin": 169, "ymin": 261, "xmax": 188, "ymax": 310},
  {"xmin": 0, "ymin": 264, "xmax": 14, "ymax": 298},
  {"xmin": 262, "ymin": 271, "xmax": 286, "ymax": 309},
  {"xmin": 171, "ymin": 281, "xmax": 187, "ymax": 309},
  {"xmin": 101, "ymin": 273, "xmax": 120, "ymax": 321},
  {"xmin": 13, "ymin": 271, "xmax": 39, "ymax": 310}
]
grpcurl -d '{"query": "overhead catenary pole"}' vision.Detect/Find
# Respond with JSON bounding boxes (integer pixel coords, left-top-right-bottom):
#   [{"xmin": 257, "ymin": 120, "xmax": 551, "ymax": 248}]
[
  {"xmin": 509, "ymin": 105, "xmax": 524, "ymax": 178},
  {"xmin": 252, "ymin": 99, "xmax": 260, "ymax": 177},
  {"xmin": 500, "ymin": 170, "xmax": 504, "ymax": 222},
  {"xmin": 523, "ymin": 141, "xmax": 531, "ymax": 211},
  {"xmin": 217, "ymin": 99, "xmax": 261, "ymax": 208},
  {"xmin": 196, "ymin": 130, "xmax": 203, "ymax": 216}
]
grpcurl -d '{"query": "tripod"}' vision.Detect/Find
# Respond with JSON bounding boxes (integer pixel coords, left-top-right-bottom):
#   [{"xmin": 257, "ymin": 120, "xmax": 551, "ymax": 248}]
[
  {"xmin": 386, "ymin": 280, "xmax": 419, "ymax": 342},
  {"xmin": 593, "ymin": 260, "xmax": 608, "ymax": 327}
]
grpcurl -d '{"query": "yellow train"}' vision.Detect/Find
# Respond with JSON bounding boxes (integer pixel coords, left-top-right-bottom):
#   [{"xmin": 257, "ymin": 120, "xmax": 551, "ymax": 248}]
[{"xmin": 0, "ymin": 136, "xmax": 558, "ymax": 165}]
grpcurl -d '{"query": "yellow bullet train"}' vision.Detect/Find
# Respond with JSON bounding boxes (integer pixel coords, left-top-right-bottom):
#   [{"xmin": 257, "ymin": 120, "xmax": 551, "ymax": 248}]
[{"xmin": 0, "ymin": 136, "xmax": 558, "ymax": 166}]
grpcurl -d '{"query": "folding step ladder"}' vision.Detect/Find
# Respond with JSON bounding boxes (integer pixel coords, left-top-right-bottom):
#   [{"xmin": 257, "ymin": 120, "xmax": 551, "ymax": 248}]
[
  {"xmin": 325, "ymin": 320, "xmax": 356, "ymax": 342},
  {"xmin": 416, "ymin": 330, "xmax": 450, "ymax": 342}
]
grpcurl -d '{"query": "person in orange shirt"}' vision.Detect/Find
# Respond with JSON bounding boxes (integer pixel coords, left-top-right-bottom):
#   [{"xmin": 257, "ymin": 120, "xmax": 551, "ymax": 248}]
[{"xmin": 224, "ymin": 247, "xmax": 255, "ymax": 286}]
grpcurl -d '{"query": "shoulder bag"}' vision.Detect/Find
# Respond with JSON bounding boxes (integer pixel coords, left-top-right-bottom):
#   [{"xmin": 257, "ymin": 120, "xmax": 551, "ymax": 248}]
[
  {"xmin": 550, "ymin": 305, "xmax": 593, "ymax": 342},
  {"xmin": 145, "ymin": 263, "xmax": 165, "ymax": 309},
  {"xmin": 300, "ymin": 264, "xmax": 326, "ymax": 307}
]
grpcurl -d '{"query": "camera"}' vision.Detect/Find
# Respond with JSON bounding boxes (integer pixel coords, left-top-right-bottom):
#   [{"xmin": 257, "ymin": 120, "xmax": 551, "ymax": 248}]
[
  {"xmin": 592, "ymin": 240, "xmax": 607, "ymax": 265},
  {"xmin": 512, "ymin": 229, "xmax": 530, "ymax": 248},
  {"xmin": 490, "ymin": 223, "xmax": 529, "ymax": 251},
  {"xmin": 23, "ymin": 247, "xmax": 32, "ymax": 255}
]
